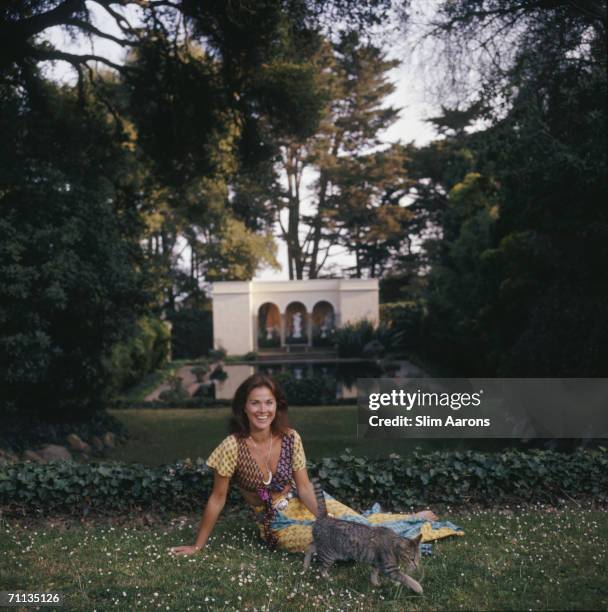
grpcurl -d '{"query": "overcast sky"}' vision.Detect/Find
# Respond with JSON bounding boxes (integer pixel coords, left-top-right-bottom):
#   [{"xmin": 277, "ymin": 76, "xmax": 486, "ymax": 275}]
[{"xmin": 43, "ymin": 2, "xmax": 441, "ymax": 281}]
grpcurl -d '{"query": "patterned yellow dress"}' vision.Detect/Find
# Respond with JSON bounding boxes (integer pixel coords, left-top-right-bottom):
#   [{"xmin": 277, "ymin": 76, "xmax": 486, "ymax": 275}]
[{"xmin": 206, "ymin": 430, "xmax": 462, "ymax": 553}]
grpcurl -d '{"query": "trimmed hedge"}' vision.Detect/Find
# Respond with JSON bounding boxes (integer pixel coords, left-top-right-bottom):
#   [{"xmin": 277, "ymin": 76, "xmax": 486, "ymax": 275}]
[
  {"xmin": 0, "ymin": 459, "xmax": 214, "ymax": 516},
  {"xmin": 1, "ymin": 448, "xmax": 606, "ymax": 516},
  {"xmin": 316, "ymin": 447, "xmax": 608, "ymax": 508}
]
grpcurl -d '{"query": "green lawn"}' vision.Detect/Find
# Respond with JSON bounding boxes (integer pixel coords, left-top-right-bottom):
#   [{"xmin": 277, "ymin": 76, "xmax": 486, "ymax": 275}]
[
  {"xmin": 2, "ymin": 506, "xmax": 606, "ymax": 611},
  {"xmin": 107, "ymin": 406, "xmax": 517, "ymax": 465}
]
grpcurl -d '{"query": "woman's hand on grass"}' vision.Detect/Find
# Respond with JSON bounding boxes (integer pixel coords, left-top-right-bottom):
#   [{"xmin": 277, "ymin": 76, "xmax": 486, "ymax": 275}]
[
  {"xmin": 168, "ymin": 473, "xmax": 229, "ymax": 559},
  {"xmin": 169, "ymin": 545, "xmax": 201, "ymax": 556}
]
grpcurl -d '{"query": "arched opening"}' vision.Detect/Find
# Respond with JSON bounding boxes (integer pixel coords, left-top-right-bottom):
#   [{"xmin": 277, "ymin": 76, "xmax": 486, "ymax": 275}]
[
  {"xmin": 285, "ymin": 301, "xmax": 308, "ymax": 345},
  {"xmin": 257, "ymin": 302, "xmax": 281, "ymax": 348},
  {"xmin": 312, "ymin": 301, "xmax": 335, "ymax": 347}
]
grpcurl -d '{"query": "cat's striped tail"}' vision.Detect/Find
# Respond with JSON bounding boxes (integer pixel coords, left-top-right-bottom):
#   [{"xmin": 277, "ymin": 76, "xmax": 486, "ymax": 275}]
[{"xmin": 312, "ymin": 478, "xmax": 327, "ymax": 518}]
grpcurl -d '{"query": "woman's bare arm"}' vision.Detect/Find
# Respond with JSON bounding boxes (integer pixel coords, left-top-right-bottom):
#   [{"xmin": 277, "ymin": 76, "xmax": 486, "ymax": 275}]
[
  {"xmin": 293, "ymin": 468, "xmax": 318, "ymax": 517},
  {"xmin": 169, "ymin": 472, "xmax": 230, "ymax": 556}
]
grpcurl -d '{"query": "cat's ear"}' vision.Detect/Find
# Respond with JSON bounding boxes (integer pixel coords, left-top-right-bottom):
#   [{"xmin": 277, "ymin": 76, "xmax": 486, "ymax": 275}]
[{"xmin": 412, "ymin": 533, "xmax": 423, "ymax": 546}]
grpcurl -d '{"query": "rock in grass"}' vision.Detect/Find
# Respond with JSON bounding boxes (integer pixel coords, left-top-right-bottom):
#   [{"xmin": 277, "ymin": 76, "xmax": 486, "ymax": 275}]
[
  {"xmin": 66, "ymin": 433, "xmax": 91, "ymax": 453},
  {"xmin": 102, "ymin": 432, "xmax": 115, "ymax": 448},
  {"xmin": 23, "ymin": 449, "xmax": 46, "ymax": 463},
  {"xmin": 91, "ymin": 436, "xmax": 104, "ymax": 452},
  {"xmin": 36, "ymin": 444, "xmax": 72, "ymax": 462}
]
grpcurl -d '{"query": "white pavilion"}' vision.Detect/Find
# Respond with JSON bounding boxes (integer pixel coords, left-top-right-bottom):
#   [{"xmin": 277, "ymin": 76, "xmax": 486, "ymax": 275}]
[{"xmin": 212, "ymin": 278, "xmax": 379, "ymax": 355}]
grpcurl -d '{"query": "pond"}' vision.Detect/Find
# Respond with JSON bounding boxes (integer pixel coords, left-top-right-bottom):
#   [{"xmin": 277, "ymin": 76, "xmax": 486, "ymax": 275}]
[{"xmin": 212, "ymin": 360, "xmax": 386, "ymax": 401}]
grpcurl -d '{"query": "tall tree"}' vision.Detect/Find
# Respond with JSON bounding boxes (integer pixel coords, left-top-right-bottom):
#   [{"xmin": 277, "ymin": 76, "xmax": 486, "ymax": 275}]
[
  {"xmin": 330, "ymin": 145, "xmax": 412, "ymax": 278},
  {"xmin": 407, "ymin": 0, "xmax": 608, "ymax": 375},
  {"xmin": 1, "ymin": 0, "xmax": 399, "ymax": 422},
  {"xmin": 263, "ymin": 32, "xmax": 406, "ymax": 279},
  {"xmin": 0, "ymin": 79, "xmax": 149, "ymax": 421}
]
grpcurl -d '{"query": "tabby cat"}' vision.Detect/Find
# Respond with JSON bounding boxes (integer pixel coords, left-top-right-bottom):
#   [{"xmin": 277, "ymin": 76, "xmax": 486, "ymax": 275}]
[{"xmin": 303, "ymin": 480, "xmax": 423, "ymax": 593}]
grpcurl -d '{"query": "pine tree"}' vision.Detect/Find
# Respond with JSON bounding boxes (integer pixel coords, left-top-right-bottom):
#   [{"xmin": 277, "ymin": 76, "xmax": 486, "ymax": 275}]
[{"xmin": 267, "ymin": 32, "xmax": 407, "ymax": 278}]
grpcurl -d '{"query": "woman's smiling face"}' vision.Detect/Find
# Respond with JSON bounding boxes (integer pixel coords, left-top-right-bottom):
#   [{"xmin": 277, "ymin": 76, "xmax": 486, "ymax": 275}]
[{"xmin": 244, "ymin": 385, "xmax": 277, "ymax": 434}]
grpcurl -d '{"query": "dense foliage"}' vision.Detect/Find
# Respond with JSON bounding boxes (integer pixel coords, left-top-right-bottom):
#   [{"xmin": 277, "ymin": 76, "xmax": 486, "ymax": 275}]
[
  {"xmin": 0, "ymin": 82, "xmax": 149, "ymax": 421},
  {"xmin": 1, "ymin": 0, "xmax": 605, "ymax": 427},
  {"xmin": 379, "ymin": 301, "xmax": 424, "ymax": 352},
  {"xmin": 1, "ymin": 448, "xmax": 605, "ymax": 516},
  {"xmin": 334, "ymin": 321, "xmax": 377, "ymax": 358},
  {"xmin": 167, "ymin": 307, "xmax": 213, "ymax": 360},
  {"xmin": 274, "ymin": 372, "xmax": 338, "ymax": 405},
  {"xmin": 239, "ymin": 31, "xmax": 409, "ymax": 279},
  {"xmin": 0, "ymin": 2, "xmax": 393, "ymax": 424},
  {"xmin": 315, "ymin": 447, "xmax": 608, "ymax": 508},
  {"xmin": 390, "ymin": 1, "xmax": 608, "ymax": 375},
  {"xmin": 333, "ymin": 317, "xmax": 421, "ymax": 358},
  {"xmin": 106, "ymin": 317, "xmax": 171, "ymax": 394}
]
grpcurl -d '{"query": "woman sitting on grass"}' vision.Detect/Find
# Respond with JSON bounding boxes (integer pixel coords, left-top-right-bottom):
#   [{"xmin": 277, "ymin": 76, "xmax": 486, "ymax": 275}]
[{"xmin": 170, "ymin": 373, "xmax": 459, "ymax": 555}]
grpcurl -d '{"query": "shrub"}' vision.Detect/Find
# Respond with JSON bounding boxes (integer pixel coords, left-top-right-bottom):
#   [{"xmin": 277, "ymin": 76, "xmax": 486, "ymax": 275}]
[
  {"xmin": 209, "ymin": 365, "xmax": 227, "ymax": 382},
  {"xmin": 224, "ymin": 353, "xmax": 258, "ymax": 363},
  {"xmin": 167, "ymin": 307, "xmax": 213, "ymax": 360},
  {"xmin": 0, "ymin": 459, "xmax": 218, "ymax": 515},
  {"xmin": 334, "ymin": 320, "xmax": 376, "ymax": 358},
  {"xmin": 193, "ymin": 382, "xmax": 215, "ymax": 399},
  {"xmin": 362, "ymin": 339, "xmax": 385, "ymax": 358},
  {"xmin": 314, "ymin": 448, "xmax": 608, "ymax": 508},
  {"xmin": 191, "ymin": 363, "xmax": 211, "ymax": 382},
  {"xmin": 106, "ymin": 317, "xmax": 171, "ymax": 394},
  {"xmin": 158, "ymin": 376, "xmax": 189, "ymax": 402},
  {"xmin": 380, "ymin": 301, "xmax": 425, "ymax": 352},
  {"xmin": 208, "ymin": 347, "xmax": 227, "ymax": 362},
  {"xmin": 1, "ymin": 448, "xmax": 605, "ymax": 516},
  {"xmin": 274, "ymin": 372, "xmax": 338, "ymax": 405}
]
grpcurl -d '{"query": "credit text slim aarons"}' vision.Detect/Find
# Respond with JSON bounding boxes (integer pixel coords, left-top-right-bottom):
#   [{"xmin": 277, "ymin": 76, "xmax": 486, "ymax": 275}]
[{"xmin": 357, "ymin": 379, "xmax": 608, "ymax": 439}]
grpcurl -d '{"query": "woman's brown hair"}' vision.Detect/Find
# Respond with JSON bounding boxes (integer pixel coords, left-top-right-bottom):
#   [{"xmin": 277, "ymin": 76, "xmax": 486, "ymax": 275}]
[{"xmin": 229, "ymin": 373, "xmax": 290, "ymax": 437}]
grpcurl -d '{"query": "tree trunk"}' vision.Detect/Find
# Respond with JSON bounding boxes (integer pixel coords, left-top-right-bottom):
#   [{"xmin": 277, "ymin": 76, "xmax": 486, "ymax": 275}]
[{"xmin": 285, "ymin": 144, "xmax": 305, "ymax": 279}]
